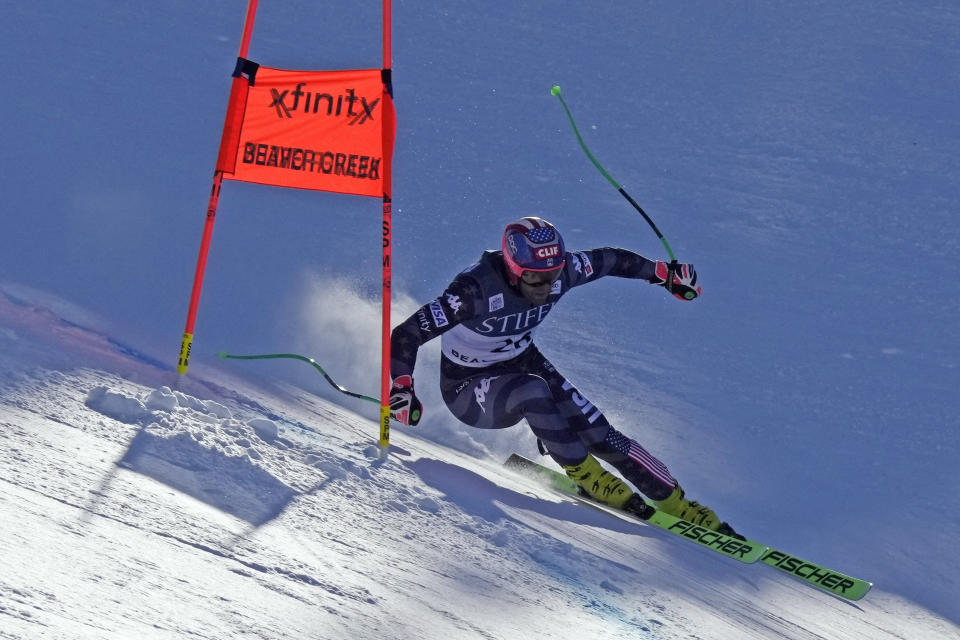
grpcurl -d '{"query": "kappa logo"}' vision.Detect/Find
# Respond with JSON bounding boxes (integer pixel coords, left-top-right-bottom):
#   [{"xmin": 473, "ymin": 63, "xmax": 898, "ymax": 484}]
[
  {"xmin": 268, "ymin": 83, "xmax": 380, "ymax": 124},
  {"xmin": 488, "ymin": 293, "xmax": 504, "ymax": 312},
  {"xmin": 474, "ymin": 376, "xmax": 499, "ymax": 413},
  {"xmin": 446, "ymin": 293, "xmax": 462, "ymax": 315},
  {"xmin": 429, "ymin": 300, "xmax": 449, "ymax": 328}
]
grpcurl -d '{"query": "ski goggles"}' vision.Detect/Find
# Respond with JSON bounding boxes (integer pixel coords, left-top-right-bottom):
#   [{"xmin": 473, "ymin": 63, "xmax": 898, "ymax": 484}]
[{"xmin": 520, "ymin": 266, "xmax": 563, "ymax": 287}]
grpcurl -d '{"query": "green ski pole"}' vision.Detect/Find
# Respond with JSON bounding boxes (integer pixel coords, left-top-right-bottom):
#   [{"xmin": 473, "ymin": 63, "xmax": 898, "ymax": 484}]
[
  {"xmin": 551, "ymin": 84, "xmax": 690, "ymax": 297},
  {"xmin": 218, "ymin": 351, "xmax": 379, "ymax": 405}
]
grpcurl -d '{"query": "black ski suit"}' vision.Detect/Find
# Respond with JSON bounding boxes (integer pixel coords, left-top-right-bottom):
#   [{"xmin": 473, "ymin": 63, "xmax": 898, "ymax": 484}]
[{"xmin": 390, "ymin": 248, "xmax": 678, "ymax": 501}]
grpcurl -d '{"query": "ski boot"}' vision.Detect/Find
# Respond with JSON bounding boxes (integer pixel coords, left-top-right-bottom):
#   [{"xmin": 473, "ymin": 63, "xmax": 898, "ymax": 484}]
[
  {"xmin": 562, "ymin": 454, "xmax": 634, "ymax": 509},
  {"xmin": 655, "ymin": 484, "xmax": 744, "ymax": 540},
  {"xmin": 622, "ymin": 493, "xmax": 656, "ymax": 520}
]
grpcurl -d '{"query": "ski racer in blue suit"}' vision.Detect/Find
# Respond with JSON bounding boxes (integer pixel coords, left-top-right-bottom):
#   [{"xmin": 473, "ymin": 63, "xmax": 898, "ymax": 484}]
[{"xmin": 389, "ymin": 217, "xmax": 739, "ymax": 536}]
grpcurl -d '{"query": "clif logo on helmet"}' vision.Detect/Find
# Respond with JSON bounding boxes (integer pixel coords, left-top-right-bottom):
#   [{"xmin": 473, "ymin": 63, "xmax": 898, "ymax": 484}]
[
  {"xmin": 501, "ymin": 217, "xmax": 566, "ymax": 284},
  {"xmin": 535, "ymin": 245, "xmax": 560, "ymax": 259}
]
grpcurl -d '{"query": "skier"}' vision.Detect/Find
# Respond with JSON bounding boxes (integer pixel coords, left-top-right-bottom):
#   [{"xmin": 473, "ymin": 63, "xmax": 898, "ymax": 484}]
[{"xmin": 389, "ymin": 216, "xmax": 739, "ymax": 536}]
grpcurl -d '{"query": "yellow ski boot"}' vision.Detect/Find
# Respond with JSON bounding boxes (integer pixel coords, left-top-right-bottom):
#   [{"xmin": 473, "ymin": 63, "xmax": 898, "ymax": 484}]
[
  {"xmin": 655, "ymin": 484, "xmax": 743, "ymax": 538},
  {"xmin": 562, "ymin": 454, "xmax": 633, "ymax": 509},
  {"xmin": 655, "ymin": 484, "xmax": 720, "ymax": 528}
]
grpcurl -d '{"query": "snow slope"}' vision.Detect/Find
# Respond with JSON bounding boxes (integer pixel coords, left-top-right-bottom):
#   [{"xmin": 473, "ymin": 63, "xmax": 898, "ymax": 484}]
[
  {"xmin": 1, "ymin": 0, "xmax": 959, "ymax": 637},
  {"xmin": 1, "ymin": 290, "xmax": 956, "ymax": 639}
]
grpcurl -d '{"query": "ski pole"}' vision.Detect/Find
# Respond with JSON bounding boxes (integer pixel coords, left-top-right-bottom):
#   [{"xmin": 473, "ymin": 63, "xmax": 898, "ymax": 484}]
[
  {"xmin": 550, "ymin": 85, "xmax": 685, "ymax": 292},
  {"xmin": 217, "ymin": 351, "xmax": 379, "ymax": 404}
]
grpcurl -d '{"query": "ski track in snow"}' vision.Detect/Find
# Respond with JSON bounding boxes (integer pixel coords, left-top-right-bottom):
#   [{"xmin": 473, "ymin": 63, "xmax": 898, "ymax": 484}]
[
  {"xmin": 1, "ymin": 301, "xmax": 957, "ymax": 639},
  {"xmin": 1, "ymin": 0, "xmax": 958, "ymax": 636}
]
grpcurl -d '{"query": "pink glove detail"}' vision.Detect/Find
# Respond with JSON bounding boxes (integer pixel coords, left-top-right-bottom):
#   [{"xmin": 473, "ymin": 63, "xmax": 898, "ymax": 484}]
[
  {"xmin": 389, "ymin": 375, "xmax": 423, "ymax": 426},
  {"xmin": 654, "ymin": 261, "xmax": 702, "ymax": 301}
]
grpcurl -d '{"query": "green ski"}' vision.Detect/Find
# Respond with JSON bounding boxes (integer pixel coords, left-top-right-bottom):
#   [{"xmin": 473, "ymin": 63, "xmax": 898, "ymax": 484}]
[
  {"xmin": 760, "ymin": 549, "xmax": 872, "ymax": 600},
  {"xmin": 504, "ymin": 453, "xmax": 872, "ymax": 600},
  {"xmin": 504, "ymin": 453, "xmax": 767, "ymax": 564}
]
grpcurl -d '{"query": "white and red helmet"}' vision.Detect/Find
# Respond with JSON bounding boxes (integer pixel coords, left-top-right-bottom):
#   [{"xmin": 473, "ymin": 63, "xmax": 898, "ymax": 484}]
[{"xmin": 501, "ymin": 217, "xmax": 566, "ymax": 284}]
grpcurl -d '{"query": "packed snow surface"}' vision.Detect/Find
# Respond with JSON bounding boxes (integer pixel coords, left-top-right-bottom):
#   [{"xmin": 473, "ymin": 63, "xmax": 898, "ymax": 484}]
[
  {"xmin": 2, "ymin": 0, "xmax": 958, "ymax": 638},
  {"xmin": 1, "ymin": 287, "xmax": 956, "ymax": 639}
]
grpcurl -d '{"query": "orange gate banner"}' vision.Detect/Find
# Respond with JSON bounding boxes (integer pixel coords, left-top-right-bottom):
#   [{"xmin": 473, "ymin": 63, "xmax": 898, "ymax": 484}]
[{"xmin": 217, "ymin": 66, "xmax": 391, "ymax": 198}]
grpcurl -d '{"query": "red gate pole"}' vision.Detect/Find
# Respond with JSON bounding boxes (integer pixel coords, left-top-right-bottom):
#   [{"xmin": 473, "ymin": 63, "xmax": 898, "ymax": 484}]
[
  {"xmin": 178, "ymin": 0, "xmax": 260, "ymax": 375},
  {"xmin": 378, "ymin": 0, "xmax": 395, "ymax": 448}
]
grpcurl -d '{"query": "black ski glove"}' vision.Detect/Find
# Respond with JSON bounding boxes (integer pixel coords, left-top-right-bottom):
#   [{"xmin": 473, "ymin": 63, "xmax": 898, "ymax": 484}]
[
  {"xmin": 389, "ymin": 375, "xmax": 423, "ymax": 426},
  {"xmin": 653, "ymin": 261, "xmax": 702, "ymax": 301}
]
